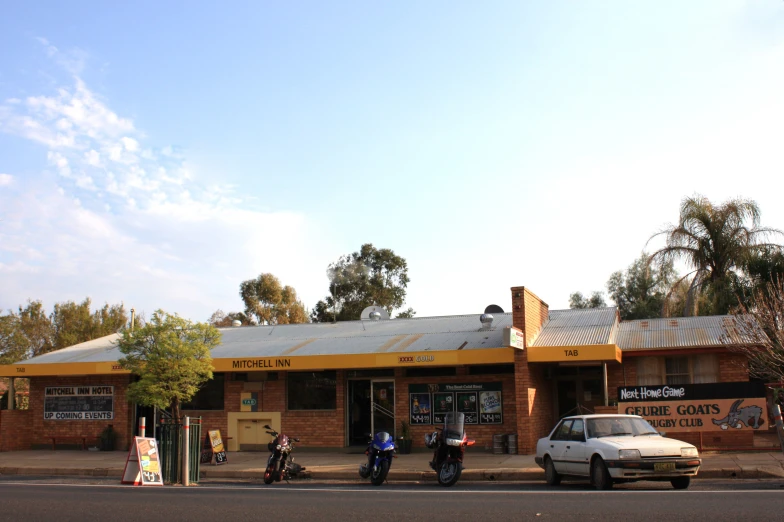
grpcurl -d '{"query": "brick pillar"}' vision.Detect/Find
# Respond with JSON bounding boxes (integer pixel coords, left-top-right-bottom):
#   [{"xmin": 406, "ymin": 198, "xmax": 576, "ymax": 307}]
[{"xmin": 511, "ymin": 286, "xmax": 552, "ymax": 454}]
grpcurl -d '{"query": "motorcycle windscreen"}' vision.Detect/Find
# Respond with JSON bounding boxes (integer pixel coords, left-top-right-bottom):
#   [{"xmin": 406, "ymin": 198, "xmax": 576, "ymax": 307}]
[
  {"xmin": 278, "ymin": 434, "xmax": 289, "ymax": 447},
  {"xmin": 443, "ymin": 412, "xmax": 465, "ymax": 440}
]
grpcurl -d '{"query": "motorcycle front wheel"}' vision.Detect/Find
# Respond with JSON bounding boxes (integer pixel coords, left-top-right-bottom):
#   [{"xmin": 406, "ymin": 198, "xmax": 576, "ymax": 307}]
[
  {"xmin": 437, "ymin": 461, "xmax": 462, "ymax": 487},
  {"xmin": 263, "ymin": 459, "xmax": 278, "ymax": 484},
  {"xmin": 370, "ymin": 460, "xmax": 390, "ymax": 486}
]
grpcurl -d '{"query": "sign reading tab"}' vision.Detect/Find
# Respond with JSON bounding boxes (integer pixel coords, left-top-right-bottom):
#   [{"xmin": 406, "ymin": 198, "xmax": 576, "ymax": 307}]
[
  {"xmin": 202, "ymin": 429, "xmax": 227, "ymax": 465},
  {"xmin": 121, "ymin": 437, "xmax": 163, "ymax": 486}
]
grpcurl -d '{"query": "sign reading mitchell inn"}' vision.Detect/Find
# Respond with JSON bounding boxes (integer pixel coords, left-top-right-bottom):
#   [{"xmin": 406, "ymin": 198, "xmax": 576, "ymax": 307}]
[{"xmin": 617, "ymin": 382, "xmax": 767, "ymax": 432}]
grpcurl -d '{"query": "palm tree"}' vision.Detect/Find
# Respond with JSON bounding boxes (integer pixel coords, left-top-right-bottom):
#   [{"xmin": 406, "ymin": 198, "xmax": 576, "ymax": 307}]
[{"xmin": 647, "ymin": 195, "xmax": 782, "ymax": 316}]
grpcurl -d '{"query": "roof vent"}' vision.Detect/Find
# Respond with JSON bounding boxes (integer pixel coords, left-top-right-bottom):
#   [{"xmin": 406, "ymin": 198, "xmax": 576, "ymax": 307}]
[
  {"xmin": 360, "ymin": 306, "xmax": 390, "ymax": 320},
  {"xmin": 232, "ymin": 320, "xmax": 242, "ymax": 327},
  {"xmin": 480, "ymin": 313, "xmax": 494, "ymax": 329}
]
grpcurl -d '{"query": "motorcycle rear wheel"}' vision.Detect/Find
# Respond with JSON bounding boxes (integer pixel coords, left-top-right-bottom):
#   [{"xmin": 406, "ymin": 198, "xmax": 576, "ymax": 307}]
[
  {"xmin": 437, "ymin": 461, "xmax": 462, "ymax": 487},
  {"xmin": 370, "ymin": 460, "xmax": 390, "ymax": 486}
]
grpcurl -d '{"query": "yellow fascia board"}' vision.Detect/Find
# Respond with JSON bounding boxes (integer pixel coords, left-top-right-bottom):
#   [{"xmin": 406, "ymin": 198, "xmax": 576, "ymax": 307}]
[
  {"xmin": 0, "ymin": 348, "xmax": 516, "ymax": 377},
  {"xmin": 526, "ymin": 344, "xmax": 622, "ymax": 363}
]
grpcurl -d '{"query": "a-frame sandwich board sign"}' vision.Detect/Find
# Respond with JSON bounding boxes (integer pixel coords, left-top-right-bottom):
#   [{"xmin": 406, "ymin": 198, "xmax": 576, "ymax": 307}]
[{"xmin": 121, "ymin": 436, "xmax": 164, "ymax": 486}]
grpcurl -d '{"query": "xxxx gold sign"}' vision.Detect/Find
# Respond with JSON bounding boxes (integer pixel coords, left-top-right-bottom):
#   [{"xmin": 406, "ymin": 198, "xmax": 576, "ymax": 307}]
[{"xmin": 618, "ymin": 382, "xmax": 767, "ymax": 432}]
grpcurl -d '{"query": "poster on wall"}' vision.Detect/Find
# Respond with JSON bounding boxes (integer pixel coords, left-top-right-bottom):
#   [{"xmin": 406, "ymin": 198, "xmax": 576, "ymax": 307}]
[
  {"xmin": 432, "ymin": 392, "xmax": 454, "ymax": 424},
  {"xmin": 408, "ymin": 383, "xmax": 503, "ymax": 425},
  {"xmin": 618, "ymin": 382, "xmax": 767, "ymax": 432},
  {"xmin": 410, "ymin": 393, "xmax": 432, "ymax": 424},
  {"xmin": 44, "ymin": 386, "xmax": 114, "ymax": 420}
]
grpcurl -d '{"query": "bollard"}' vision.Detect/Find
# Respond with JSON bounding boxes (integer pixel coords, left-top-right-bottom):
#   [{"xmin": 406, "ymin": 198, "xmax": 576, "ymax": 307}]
[
  {"xmin": 774, "ymin": 404, "xmax": 784, "ymax": 456},
  {"xmin": 183, "ymin": 417, "xmax": 190, "ymax": 486},
  {"xmin": 139, "ymin": 416, "xmax": 146, "ymax": 438}
]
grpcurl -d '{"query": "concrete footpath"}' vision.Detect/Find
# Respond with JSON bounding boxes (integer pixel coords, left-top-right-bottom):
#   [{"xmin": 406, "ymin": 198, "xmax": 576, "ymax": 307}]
[{"xmin": 1, "ymin": 449, "xmax": 784, "ymax": 482}]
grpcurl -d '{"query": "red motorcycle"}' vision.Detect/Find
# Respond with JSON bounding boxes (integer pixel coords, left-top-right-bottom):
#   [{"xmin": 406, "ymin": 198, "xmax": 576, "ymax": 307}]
[
  {"xmin": 263, "ymin": 425, "xmax": 303, "ymax": 484},
  {"xmin": 425, "ymin": 412, "xmax": 475, "ymax": 486}
]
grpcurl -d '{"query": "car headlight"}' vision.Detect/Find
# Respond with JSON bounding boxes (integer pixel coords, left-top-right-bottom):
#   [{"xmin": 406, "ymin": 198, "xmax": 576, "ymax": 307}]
[
  {"xmin": 681, "ymin": 447, "xmax": 699, "ymax": 458},
  {"xmin": 618, "ymin": 449, "xmax": 641, "ymax": 460}
]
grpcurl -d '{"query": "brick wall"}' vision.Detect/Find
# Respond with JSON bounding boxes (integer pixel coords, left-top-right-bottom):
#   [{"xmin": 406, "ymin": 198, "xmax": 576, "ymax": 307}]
[
  {"xmin": 0, "ymin": 410, "xmax": 34, "ymax": 451},
  {"xmin": 13, "ymin": 375, "xmax": 134, "ymax": 451}
]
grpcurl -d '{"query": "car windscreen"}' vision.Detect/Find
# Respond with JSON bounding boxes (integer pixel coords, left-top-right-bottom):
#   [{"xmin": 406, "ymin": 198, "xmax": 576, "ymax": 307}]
[{"xmin": 586, "ymin": 417, "xmax": 658, "ymax": 438}]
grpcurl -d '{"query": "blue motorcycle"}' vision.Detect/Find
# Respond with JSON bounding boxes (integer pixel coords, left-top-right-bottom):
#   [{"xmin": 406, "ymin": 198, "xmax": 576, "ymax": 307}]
[{"xmin": 358, "ymin": 431, "xmax": 395, "ymax": 486}]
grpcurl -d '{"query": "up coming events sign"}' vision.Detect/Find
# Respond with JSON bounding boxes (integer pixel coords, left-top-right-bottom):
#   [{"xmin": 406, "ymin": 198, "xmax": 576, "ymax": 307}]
[
  {"xmin": 44, "ymin": 386, "xmax": 114, "ymax": 420},
  {"xmin": 618, "ymin": 382, "xmax": 767, "ymax": 432}
]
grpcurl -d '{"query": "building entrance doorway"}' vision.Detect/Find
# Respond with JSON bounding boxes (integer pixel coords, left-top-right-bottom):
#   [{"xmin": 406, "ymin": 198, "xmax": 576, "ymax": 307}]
[
  {"xmin": 347, "ymin": 379, "xmax": 395, "ymax": 446},
  {"xmin": 555, "ymin": 366, "xmax": 605, "ymax": 418}
]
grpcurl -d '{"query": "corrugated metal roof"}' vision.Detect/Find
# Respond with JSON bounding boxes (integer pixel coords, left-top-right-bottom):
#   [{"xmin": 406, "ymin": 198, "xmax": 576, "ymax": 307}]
[
  {"xmin": 532, "ymin": 307, "xmax": 619, "ymax": 347},
  {"xmin": 21, "ymin": 313, "xmax": 515, "ymax": 365},
  {"xmin": 616, "ymin": 315, "xmax": 761, "ymax": 350}
]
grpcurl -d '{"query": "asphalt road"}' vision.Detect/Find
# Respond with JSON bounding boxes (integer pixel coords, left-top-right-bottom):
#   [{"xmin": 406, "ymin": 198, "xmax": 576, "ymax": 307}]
[{"xmin": 0, "ymin": 479, "xmax": 782, "ymax": 521}]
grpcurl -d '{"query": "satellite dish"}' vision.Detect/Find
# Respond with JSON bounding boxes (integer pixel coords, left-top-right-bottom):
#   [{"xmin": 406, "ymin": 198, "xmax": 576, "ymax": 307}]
[
  {"xmin": 484, "ymin": 304, "xmax": 504, "ymax": 314},
  {"xmin": 360, "ymin": 306, "xmax": 390, "ymax": 320}
]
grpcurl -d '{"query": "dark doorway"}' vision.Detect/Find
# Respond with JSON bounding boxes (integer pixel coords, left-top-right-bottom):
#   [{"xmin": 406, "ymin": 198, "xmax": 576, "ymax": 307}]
[
  {"xmin": 135, "ymin": 404, "xmax": 156, "ymax": 438},
  {"xmin": 555, "ymin": 366, "xmax": 605, "ymax": 418},
  {"xmin": 348, "ymin": 380, "xmax": 371, "ymax": 446}
]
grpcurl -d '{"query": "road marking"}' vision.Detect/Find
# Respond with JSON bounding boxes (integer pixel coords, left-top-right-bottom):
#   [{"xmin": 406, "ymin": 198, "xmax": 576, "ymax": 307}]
[{"xmin": 0, "ymin": 482, "xmax": 779, "ymax": 495}]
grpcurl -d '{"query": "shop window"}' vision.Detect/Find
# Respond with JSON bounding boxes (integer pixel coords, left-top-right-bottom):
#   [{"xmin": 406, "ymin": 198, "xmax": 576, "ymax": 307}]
[
  {"xmin": 467, "ymin": 364, "xmax": 514, "ymax": 375},
  {"xmin": 404, "ymin": 367, "xmax": 457, "ymax": 378},
  {"xmin": 347, "ymin": 369, "xmax": 395, "ymax": 378},
  {"xmin": 287, "ymin": 371, "xmax": 337, "ymax": 410},
  {"xmin": 636, "ymin": 355, "xmax": 719, "ymax": 386},
  {"xmin": 182, "ymin": 373, "xmax": 225, "ymax": 411}
]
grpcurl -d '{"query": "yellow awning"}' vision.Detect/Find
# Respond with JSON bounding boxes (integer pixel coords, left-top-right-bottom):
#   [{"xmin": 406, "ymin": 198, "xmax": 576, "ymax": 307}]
[{"xmin": 526, "ymin": 344, "xmax": 622, "ymax": 363}]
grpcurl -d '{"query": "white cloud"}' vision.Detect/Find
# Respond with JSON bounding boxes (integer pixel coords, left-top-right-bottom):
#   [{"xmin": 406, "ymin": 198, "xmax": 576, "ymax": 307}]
[{"xmin": 0, "ymin": 49, "xmax": 323, "ymax": 322}]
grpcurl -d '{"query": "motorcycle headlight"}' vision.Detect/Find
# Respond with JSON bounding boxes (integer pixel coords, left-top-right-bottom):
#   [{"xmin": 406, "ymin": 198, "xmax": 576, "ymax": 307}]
[
  {"xmin": 618, "ymin": 449, "xmax": 641, "ymax": 460},
  {"xmin": 276, "ymin": 444, "xmax": 282, "ymax": 451},
  {"xmin": 681, "ymin": 447, "xmax": 699, "ymax": 458},
  {"xmin": 446, "ymin": 438, "xmax": 462, "ymax": 447}
]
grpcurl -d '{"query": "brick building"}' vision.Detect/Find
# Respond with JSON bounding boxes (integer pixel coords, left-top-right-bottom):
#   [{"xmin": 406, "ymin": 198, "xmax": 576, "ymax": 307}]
[{"xmin": 0, "ymin": 285, "xmax": 770, "ymax": 454}]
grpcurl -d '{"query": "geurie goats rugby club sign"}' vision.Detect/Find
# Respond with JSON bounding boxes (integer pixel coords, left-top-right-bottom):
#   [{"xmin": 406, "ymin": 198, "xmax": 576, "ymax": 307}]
[
  {"xmin": 44, "ymin": 386, "xmax": 114, "ymax": 420},
  {"xmin": 618, "ymin": 382, "xmax": 766, "ymax": 432}
]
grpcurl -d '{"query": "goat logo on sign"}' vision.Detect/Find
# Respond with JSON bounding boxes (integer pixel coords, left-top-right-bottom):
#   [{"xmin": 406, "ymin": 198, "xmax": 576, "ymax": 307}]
[{"xmin": 712, "ymin": 399, "xmax": 765, "ymax": 430}]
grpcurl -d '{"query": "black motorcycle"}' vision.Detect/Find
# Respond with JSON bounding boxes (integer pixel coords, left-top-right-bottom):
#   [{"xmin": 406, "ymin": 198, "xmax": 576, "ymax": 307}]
[
  {"xmin": 263, "ymin": 424, "xmax": 303, "ymax": 484},
  {"xmin": 425, "ymin": 412, "xmax": 475, "ymax": 487}
]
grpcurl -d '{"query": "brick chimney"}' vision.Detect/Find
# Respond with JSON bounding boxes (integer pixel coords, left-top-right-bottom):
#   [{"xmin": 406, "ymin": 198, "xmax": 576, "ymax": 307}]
[{"xmin": 510, "ymin": 286, "xmax": 549, "ymax": 347}]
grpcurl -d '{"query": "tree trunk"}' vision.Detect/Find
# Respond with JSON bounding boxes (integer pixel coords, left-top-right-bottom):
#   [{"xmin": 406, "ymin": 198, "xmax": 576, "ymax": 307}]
[{"xmin": 173, "ymin": 397, "xmax": 181, "ymax": 424}]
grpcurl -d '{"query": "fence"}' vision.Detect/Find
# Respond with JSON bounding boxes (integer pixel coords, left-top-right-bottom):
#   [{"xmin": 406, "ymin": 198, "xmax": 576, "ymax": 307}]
[{"xmin": 156, "ymin": 416, "xmax": 202, "ymax": 484}]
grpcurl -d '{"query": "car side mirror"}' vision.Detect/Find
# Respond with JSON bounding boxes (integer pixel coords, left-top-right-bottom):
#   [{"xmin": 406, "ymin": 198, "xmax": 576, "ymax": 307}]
[{"xmin": 659, "ymin": 431, "xmax": 667, "ymax": 437}]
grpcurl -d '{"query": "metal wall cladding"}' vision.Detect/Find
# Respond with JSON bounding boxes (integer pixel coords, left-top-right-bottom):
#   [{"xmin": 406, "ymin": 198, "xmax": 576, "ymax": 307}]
[
  {"xmin": 616, "ymin": 315, "xmax": 760, "ymax": 350},
  {"xmin": 531, "ymin": 308, "xmax": 619, "ymax": 347}
]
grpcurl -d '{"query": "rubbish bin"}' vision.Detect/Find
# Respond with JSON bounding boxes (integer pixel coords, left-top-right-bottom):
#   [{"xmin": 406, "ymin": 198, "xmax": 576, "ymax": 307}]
[
  {"xmin": 506, "ymin": 434, "xmax": 517, "ymax": 454},
  {"xmin": 492, "ymin": 434, "xmax": 506, "ymax": 455}
]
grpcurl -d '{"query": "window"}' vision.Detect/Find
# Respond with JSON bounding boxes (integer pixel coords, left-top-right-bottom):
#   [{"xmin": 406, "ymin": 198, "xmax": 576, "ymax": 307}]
[
  {"xmin": 569, "ymin": 419, "xmax": 585, "ymax": 442},
  {"xmin": 665, "ymin": 357, "xmax": 690, "ymax": 385},
  {"xmin": 182, "ymin": 373, "xmax": 225, "ymax": 410},
  {"xmin": 551, "ymin": 420, "xmax": 573, "ymax": 441},
  {"xmin": 636, "ymin": 355, "xmax": 719, "ymax": 385},
  {"xmin": 287, "ymin": 371, "xmax": 337, "ymax": 410}
]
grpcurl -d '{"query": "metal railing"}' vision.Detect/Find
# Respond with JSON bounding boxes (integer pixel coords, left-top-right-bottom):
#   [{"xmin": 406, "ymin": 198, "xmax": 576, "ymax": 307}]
[{"xmin": 156, "ymin": 416, "xmax": 202, "ymax": 484}]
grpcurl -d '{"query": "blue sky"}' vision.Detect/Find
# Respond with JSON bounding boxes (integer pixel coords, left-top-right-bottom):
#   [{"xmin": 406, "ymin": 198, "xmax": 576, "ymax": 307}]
[{"xmin": 1, "ymin": 1, "xmax": 783, "ymax": 322}]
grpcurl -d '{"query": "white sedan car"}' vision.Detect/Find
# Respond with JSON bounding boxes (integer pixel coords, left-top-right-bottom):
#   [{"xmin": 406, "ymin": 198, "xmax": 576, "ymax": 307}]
[{"xmin": 535, "ymin": 414, "xmax": 701, "ymax": 490}]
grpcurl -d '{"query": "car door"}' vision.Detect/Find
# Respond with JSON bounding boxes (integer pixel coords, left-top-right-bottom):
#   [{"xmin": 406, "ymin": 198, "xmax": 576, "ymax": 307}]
[
  {"xmin": 566, "ymin": 418, "xmax": 589, "ymax": 476},
  {"xmin": 547, "ymin": 420, "xmax": 573, "ymax": 474}
]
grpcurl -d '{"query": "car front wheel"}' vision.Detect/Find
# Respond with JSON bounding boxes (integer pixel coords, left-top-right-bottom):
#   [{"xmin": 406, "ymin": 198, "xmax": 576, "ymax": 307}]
[
  {"xmin": 544, "ymin": 457, "xmax": 561, "ymax": 486},
  {"xmin": 591, "ymin": 457, "xmax": 613, "ymax": 490},
  {"xmin": 671, "ymin": 476, "xmax": 691, "ymax": 490}
]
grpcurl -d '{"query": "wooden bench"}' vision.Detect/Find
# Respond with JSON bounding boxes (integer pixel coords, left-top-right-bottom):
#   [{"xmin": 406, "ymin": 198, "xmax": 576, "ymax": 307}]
[{"xmin": 50, "ymin": 435, "xmax": 100, "ymax": 450}]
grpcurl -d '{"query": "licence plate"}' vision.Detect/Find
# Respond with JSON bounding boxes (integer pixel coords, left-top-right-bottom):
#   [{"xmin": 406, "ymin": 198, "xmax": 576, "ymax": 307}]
[{"xmin": 654, "ymin": 462, "xmax": 676, "ymax": 472}]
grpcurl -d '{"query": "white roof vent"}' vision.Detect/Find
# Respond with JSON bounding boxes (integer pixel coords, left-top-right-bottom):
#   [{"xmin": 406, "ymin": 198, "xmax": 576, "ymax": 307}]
[
  {"xmin": 360, "ymin": 306, "xmax": 390, "ymax": 320},
  {"xmin": 232, "ymin": 320, "xmax": 242, "ymax": 327},
  {"xmin": 480, "ymin": 313, "xmax": 494, "ymax": 329}
]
